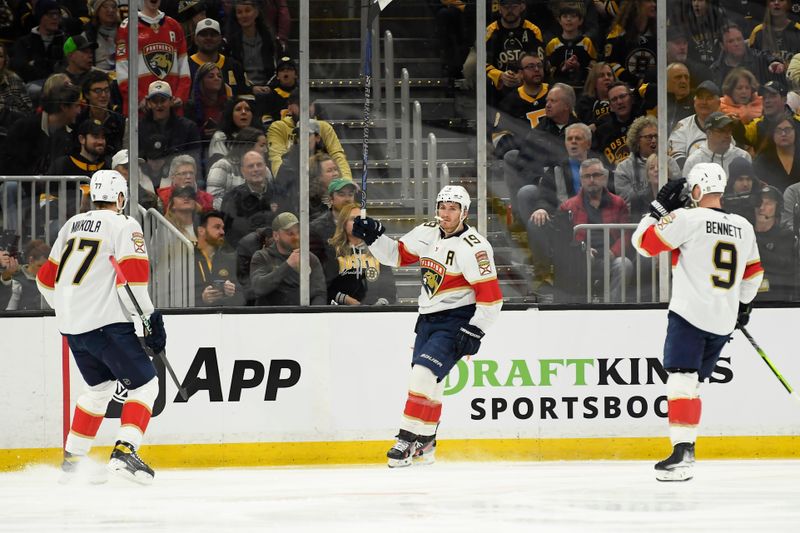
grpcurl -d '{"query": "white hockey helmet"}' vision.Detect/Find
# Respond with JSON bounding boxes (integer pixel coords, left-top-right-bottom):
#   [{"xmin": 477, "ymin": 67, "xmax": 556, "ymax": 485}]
[
  {"xmin": 436, "ymin": 185, "xmax": 471, "ymax": 216},
  {"xmin": 90, "ymin": 169, "xmax": 128, "ymax": 210},
  {"xmin": 687, "ymin": 162, "xmax": 726, "ymax": 201}
]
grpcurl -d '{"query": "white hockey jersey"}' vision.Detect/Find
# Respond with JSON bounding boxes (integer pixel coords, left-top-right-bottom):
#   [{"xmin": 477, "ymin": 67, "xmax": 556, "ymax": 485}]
[
  {"xmin": 369, "ymin": 222, "xmax": 503, "ymax": 332},
  {"xmin": 632, "ymin": 208, "xmax": 763, "ymax": 335},
  {"xmin": 37, "ymin": 209, "xmax": 154, "ymax": 335}
]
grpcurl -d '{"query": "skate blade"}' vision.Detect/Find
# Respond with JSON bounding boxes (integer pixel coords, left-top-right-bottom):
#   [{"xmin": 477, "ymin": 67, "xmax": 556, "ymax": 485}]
[
  {"xmin": 655, "ymin": 466, "xmax": 693, "ymax": 482},
  {"xmin": 387, "ymin": 457, "xmax": 413, "ymax": 468},
  {"xmin": 107, "ymin": 459, "xmax": 154, "ymax": 485}
]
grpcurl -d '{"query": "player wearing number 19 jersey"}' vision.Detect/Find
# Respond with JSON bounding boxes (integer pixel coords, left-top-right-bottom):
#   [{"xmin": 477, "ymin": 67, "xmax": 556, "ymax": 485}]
[
  {"xmin": 632, "ymin": 162, "xmax": 763, "ymax": 482},
  {"xmin": 36, "ymin": 170, "xmax": 166, "ymax": 485},
  {"xmin": 352, "ymin": 186, "xmax": 503, "ymax": 468}
]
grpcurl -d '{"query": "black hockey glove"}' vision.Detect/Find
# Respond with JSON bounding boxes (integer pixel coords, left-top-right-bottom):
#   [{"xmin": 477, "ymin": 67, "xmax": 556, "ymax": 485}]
[
  {"xmin": 352, "ymin": 216, "xmax": 385, "ymax": 245},
  {"xmin": 650, "ymin": 178, "xmax": 687, "ymax": 219},
  {"xmin": 144, "ymin": 310, "xmax": 167, "ymax": 354},
  {"xmin": 736, "ymin": 301, "xmax": 753, "ymax": 330},
  {"xmin": 454, "ymin": 324, "xmax": 485, "ymax": 358}
]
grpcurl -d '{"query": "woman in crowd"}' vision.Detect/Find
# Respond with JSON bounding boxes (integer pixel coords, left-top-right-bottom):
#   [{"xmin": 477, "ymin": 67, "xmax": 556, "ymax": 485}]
[
  {"xmin": 84, "ymin": 0, "xmax": 121, "ymax": 72},
  {"xmin": 206, "ymin": 126, "xmax": 269, "ymax": 209},
  {"xmin": 326, "ymin": 202, "xmax": 396, "ymax": 306},
  {"xmin": 207, "ymin": 96, "xmax": 261, "ymax": 162},
  {"xmin": 575, "ymin": 61, "xmax": 614, "ymax": 129},
  {"xmin": 753, "ymin": 112, "xmax": 800, "ymax": 191},
  {"xmin": 225, "ymin": 0, "xmax": 278, "ymax": 95},
  {"xmin": 749, "ymin": 0, "xmax": 800, "ymax": 63},
  {"xmin": 719, "ymin": 67, "xmax": 763, "ymax": 126},
  {"xmin": 186, "ymin": 62, "xmax": 232, "ymax": 150},
  {"xmin": 604, "ymin": 0, "xmax": 657, "ymax": 85},
  {"xmin": 164, "ymin": 186, "xmax": 200, "ymax": 242},
  {"xmin": 615, "ymin": 115, "xmax": 681, "ymax": 219}
]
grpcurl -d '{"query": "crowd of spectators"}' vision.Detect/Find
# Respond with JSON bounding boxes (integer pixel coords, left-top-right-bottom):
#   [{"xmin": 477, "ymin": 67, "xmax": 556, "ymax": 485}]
[
  {"xmin": 0, "ymin": 0, "xmax": 398, "ymax": 310},
  {"xmin": 476, "ymin": 0, "xmax": 800, "ymax": 302},
  {"xmin": 3, "ymin": 0, "xmax": 800, "ymax": 307}
]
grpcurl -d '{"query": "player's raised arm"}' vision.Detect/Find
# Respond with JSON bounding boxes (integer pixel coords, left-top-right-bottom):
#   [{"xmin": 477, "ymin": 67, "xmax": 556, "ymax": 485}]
[{"xmin": 353, "ymin": 216, "xmax": 426, "ymax": 267}]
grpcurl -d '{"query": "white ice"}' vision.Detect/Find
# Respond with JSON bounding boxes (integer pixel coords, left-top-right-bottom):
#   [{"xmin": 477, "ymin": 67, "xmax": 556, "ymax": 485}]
[{"xmin": 1, "ymin": 460, "xmax": 799, "ymax": 533}]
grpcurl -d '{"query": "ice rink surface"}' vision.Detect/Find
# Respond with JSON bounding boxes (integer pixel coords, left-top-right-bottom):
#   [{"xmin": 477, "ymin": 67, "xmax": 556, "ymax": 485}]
[{"xmin": 1, "ymin": 459, "xmax": 799, "ymax": 533}]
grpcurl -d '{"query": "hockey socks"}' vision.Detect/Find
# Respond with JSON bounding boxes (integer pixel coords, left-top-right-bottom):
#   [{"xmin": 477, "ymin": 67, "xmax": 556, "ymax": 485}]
[
  {"xmin": 666, "ymin": 372, "xmax": 701, "ymax": 445},
  {"xmin": 65, "ymin": 380, "xmax": 116, "ymax": 456}
]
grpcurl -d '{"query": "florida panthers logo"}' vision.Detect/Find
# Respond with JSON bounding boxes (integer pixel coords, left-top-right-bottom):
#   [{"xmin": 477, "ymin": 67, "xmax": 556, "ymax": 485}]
[
  {"xmin": 142, "ymin": 43, "xmax": 176, "ymax": 79},
  {"xmin": 420, "ymin": 258, "xmax": 445, "ymax": 298}
]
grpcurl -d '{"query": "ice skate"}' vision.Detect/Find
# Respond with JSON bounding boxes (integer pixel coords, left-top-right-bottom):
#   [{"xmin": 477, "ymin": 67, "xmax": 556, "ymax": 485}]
[
  {"xmin": 107, "ymin": 441, "xmax": 154, "ymax": 485},
  {"xmin": 413, "ymin": 435, "xmax": 436, "ymax": 466},
  {"xmin": 387, "ymin": 430, "xmax": 418, "ymax": 468},
  {"xmin": 655, "ymin": 442, "xmax": 695, "ymax": 482}
]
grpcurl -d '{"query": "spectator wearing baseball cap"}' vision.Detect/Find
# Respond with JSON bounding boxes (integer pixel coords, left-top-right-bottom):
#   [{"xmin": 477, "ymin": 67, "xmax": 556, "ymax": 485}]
[
  {"xmin": 249, "ymin": 211, "xmax": 328, "ymax": 306},
  {"xmin": 668, "ymin": 80, "xmax": 722, "ymax": 170},
  {"xmin": 683, "ymin": 111, "xmax": 752, "ymax": 177},
  {"xmin": 165, "ymin": 185, "xmax": 199, "ymax": 243},
  {"xmin": 59, "ymin": 35, "xmax": 101, "ymax": 89},
  {"xmin": 111, "ymin": 148, "xmax": 158, "ymax": 210},
  {"xmin": 309, "ymin": 173, "xmax": 358, "ymax": 283},
  {"xmin": 10, "ymin": 0, "xmax": 66, "ymax": 87},
  {"xmin": 48, "ymin": 119, "xmax": 110, "ymax": 179},
  {"xmin": 190, "ymin": 18, "xmax": 251, "ymax": 97},
  {"xmin": 739, "ymin": 79, "xmax": 800, "ymax": 154},
  {"xmin": 139, "ymin": 81, "xmax": 203, "ymax": 179}
]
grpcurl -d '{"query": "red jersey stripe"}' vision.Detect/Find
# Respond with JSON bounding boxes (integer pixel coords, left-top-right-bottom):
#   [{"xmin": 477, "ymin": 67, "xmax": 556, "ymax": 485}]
[
  {"xmin": 743, "ymin": 261, "xmax": 764, "ymax": 280},
  {"xmin": 473, "ymin": 277, "xmax": 503, "ymax": 303},
  {"xmin": 398, "ymin": 241, "xmax": 420, "ymax": 266},
  {"xmin": 117, "ymin": 257, "xmax": 150, "ymax": 285},
  {"xmin": 639, "ymin": 225, "xmax": 674, "ymax": 256},
  {"xmin": 36, "ymin": 259, "xmax": 58, "ymax": 289},
  {"xmin": 671, "ymin": 249, "xmax": 681, "ymax": 268},
  {"xmin": 439, "ymin": 273, "xmax": 470, "ymax": 293}
]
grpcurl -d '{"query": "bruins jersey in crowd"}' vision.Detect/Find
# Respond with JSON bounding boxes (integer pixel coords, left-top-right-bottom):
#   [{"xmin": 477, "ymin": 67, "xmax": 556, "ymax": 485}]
[
  {"xmin": 546, "ymin": 34, "xmax": 597, "ymax": 86},
  {"xmin": 486, "ymin": 19, "xmax": 544, "ymax": 90},
  {"xmin": 604, "ymin": 25, "xmax": 656, "ymax": 85}
]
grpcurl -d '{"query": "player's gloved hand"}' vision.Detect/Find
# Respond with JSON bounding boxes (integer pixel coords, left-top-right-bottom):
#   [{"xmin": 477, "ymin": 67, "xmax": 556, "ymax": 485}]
[
  {"xmin": 736, "ymin": 301, "xmax": 753, "ymax": 329},
  {"xmin": 650, "ymin": 178, "xmax": 687, "ymax": 219},
  {"xmin": 454, "ymin": 324, "xmax": 485, "ymax": 358},
  {"xmin": 352, "ymin": 216, "xmax": 385, "ymax": 245},
  {"xmin": 144, "ymin": 310, "xmax": 167, "ymax": 354}
]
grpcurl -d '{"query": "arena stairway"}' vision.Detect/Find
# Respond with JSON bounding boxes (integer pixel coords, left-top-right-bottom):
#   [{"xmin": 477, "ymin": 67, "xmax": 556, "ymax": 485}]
[{"xmin": 286, "ymin": 0, "xmax": 535, "ymax": 304}]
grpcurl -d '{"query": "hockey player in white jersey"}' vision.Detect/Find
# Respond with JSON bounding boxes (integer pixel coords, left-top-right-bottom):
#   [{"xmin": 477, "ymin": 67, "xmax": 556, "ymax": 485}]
[
  {"xmin": 632, "ymin": 162, "xmax": 763, "ymax": 482},
  {"xmin": 36, "ymin": 170, "xmax": 167, "ymax": 484},
  {"xmin": 353, "ymin": 185, "xmax": 503, "ymax": 467}
]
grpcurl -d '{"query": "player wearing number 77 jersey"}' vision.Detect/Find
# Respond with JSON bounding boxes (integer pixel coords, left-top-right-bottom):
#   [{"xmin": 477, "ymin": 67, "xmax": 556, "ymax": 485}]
[
  {"xmin": 36, "ymin": 170, "xmax": 167, "ymax": 485},
  {"xmin": 352, "ymin": 185, "xmax": 503, "ymax": 468},
  {"xmin": 632, "ymin": 162, "xmax": 763, "ymax": 482}
]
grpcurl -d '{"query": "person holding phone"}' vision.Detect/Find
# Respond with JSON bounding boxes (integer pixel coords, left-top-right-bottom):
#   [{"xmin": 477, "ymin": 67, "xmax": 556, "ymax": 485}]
[{"xmin": 194, "ymin": 210, "xmax": 242, "ymax": 306}]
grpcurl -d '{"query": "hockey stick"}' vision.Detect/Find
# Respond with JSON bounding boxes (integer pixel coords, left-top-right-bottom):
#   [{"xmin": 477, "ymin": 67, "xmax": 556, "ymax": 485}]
[
  {"xmin": 109, "ymin": 256, "xmax": 188, "ymax": 401},
  {"xmin": 360, "ymin": 3, "xmax": 374, "ymax": 218},
  {"xmin": 739, "ymin": 326, "xmax": 800, "ymax": 403}
]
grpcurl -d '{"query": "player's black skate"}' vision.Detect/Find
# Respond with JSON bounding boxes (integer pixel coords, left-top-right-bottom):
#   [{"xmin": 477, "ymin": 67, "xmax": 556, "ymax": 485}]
[
  {"xmin": 61, "ymin": 451, "xmax": 80, "ymax": 473},
  {"xmin": 655, "ymin": 442, "xmax": 695, "ymax": 482},
  {"xmin": 107, "ymin": 440, "xmax": 155, "ymax": 485},
  {"xmin": 387, "ymin": 430, "xmax": 418, "ymax": 468},
  {"xmin": 59, "ymin": 451, "xmax": 108, "ymax": 485},
  {"xmin": 413, "ymin": 434, "xmax": 436, "ymax": 466}
]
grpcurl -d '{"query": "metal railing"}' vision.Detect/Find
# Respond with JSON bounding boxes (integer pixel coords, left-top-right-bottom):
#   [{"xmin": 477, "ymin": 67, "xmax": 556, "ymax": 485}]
[
  {"xmin": 573, "ymin": 223, "xmax": 660, "ymax": 304},
  {"xmin": 139, "ymin": 207, "xmax": 195, "ymax": 308},
  {"xmin": 1, "ymin": 176, "xmax": 89, "ymax": 245}
]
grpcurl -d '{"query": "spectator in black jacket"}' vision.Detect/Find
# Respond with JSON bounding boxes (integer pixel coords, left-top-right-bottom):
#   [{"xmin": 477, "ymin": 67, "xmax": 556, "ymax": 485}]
[
  {"xmin": 593, "ymin": 81, "xmax": 641, "ymax": 170},
  {"xmin": 225, "ymin": 0, "xmax": 277, "ymax": 95},
  {"xmin": 49, "ymin": 119, "xmax": 110, "ymax": 178},
  {"xmin": 709, "ymin": 23, "xmax": 786, "ymax": 89},
  {"xmin": 754, "ymin": 185, "xmax": 797, "ymax": 301},
  {"xmin": 194, "ymin": 210, "xmax": 244, "ymax": 306},
  {"xmin": 10, "ymin": 0, "xmax": 65, "ymax": 96},
  {"xmin": 310, "ymin": 178, "xmax": 358, "ymax": 283},
  {"xmin": 76, "ymin": 70, "xmax": 126, "ymax": 156},
  {"xmin": 84, "ymin": 0, "xmax": 121, "ymax": 72},
  {"xmin": 138, "ymin": 80, "xmax": 202, "ymax": 171},
  {"xmin": 220, "ymin": 149, "xmax": 276, "ymax": 247}
]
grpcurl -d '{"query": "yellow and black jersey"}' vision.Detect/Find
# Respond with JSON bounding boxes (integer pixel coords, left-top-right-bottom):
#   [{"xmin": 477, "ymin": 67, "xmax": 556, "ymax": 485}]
[
  {"xmin": 604, "ymin": 25, "xmax": 656, "ymax": 85},
  {"xmin": 749, "ymin": 21, "xmax": 800, "ymax": 64},
  {"xmin": 546, "ymin": 34, "xmax": 597, "ymax": 87},
  {"xmin": 486, "ymin": 20, "xmax": 544, "ymax": 89}
]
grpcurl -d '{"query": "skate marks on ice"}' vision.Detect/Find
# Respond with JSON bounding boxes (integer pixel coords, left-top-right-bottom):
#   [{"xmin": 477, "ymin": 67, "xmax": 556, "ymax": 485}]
[{"xmin": 1, "ymin": 460, "xmax": 799, "ymax": 532}]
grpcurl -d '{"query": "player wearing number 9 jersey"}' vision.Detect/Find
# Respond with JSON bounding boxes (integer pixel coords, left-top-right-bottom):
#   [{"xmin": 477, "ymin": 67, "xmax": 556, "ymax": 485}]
[
  {"xmin": 36, "ymin": 170, "xmax": 166, "ymax": 485},
  {"xmin": 632, "ymin": 162, "xmax": 763, "ymax": 482},
  {"xmin": 352, "ymin": 185, "xmax": 503, "ymax": 468}
]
